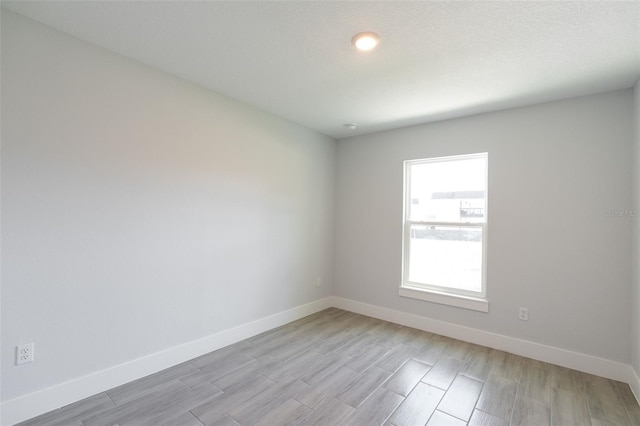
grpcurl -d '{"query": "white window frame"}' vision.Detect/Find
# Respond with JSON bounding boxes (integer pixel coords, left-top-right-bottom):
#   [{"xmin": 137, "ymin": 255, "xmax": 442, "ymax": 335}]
[{"xmin": 400, "ymin": 153, "xmax": 489, "ymax": 312}]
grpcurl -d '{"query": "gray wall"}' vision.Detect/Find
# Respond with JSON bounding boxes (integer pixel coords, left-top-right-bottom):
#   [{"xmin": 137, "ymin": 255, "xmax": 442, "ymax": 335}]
[
  {"xmin": 335, "ymin": 90, "xmax": 633, "ymax": 363},
  {"xmin": 1, "ymin": 11, "xmax": 336, "ymax": 401},
  {"xmin": 633, "ymin": 81, "xmax": 640, "ymax": 376}
]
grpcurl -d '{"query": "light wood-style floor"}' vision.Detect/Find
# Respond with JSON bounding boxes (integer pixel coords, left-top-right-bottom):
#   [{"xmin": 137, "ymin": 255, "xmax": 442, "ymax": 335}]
[{"xmin": 18, "ymin": 308, "xmax": 640, "ymax": 426}]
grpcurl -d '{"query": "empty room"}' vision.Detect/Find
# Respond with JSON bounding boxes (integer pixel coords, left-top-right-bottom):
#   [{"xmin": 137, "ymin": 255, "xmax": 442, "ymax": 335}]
[{"xmin": 2, "ymin": 1, "xmax": 640, "ymax": 425}]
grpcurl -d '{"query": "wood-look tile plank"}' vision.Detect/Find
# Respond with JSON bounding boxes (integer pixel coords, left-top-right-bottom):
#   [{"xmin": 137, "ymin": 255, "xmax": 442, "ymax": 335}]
[
  {"xmin": 180, "ymin": 353, "xmax": 255, "ymax": 389},
  {"xmin": 335, "ymin": 366, "xmax": 392, "ymax": 407},
  {"xmin": 519, "ymin": 363, "xmax": 551, "ymax": 404},
  {"xmin": 590, "ymin": 417, "xmax": 625, "ymax": 426},
  {"xmin": 402, "ymin": 328, "xmax": 435, "ymax": 351},
  {"xmin": 81, "ymin": 381, "xmax": 185, "ymax": 425},
  {"xmin": 228, "ymin": 375, "xmax": 309, "ymax": 425},
  {"xmin": 489, "ymin": 350, "xmax": 524, "ymax": 381},
  {"xmin": 436, "ymin": 374, "xmax": 483, "ymax": 422},
  {"xmin": 550, "ymin": 388, "xmax": 591, "ymax": 426},
  {"xmin": 421, "ymin": 356, "xmax": 462, "ymax": 390},
  {"xmin": 33, "ymin": 421, "xmax": 84, "ymax": 426},
  {"xmin": 343, "ymin": 388, "xmax": 404, "ymax": 426},
  {"xmin": 254, "ymin": 398, "xmax": 312, "ymax": 426},
  {"xmin": 17, "ymin": 417, "xmax": 83, "ymax": 426},
  {"xmin": 263, "ymin": 349, "xmax": 324, "ymax": 382},
  {"xmin": 413, "ymin": 335, "xmax": 447, "ymax": 365},
  {"xmin": 190, "ymin": 376, "xmax": 274, "ymax": 425},
  {"xmin": 511, "ymin": 394, "xmax": 550, "ymax": 426},
  {"xmin": 340, "ymin": 315, "xmax": 379, "ymax": 336},
  {"xmin": 376, "ymin": 343, "xmax": 420, "ymax": 372},
  {"xmin": 114, "ymin": 381, "xmax": 223, "ymax": 426},
  {"xmin": 548, "ymin": 364, "xmax": 584, "ymax": 394},
  {"xmin": 343, "ymin": 343, "xmax": 390, "ymax": 373},
  {"xmin": 427, "ymin": 410, "xmax": 467, "ymax": 426},
  {"xmin": 475, "ymin": 374, "xmax": 517, "ymax": 420},
  {"xmin": 378, "ymin": 325, "xmax": 413, "ymax": 349},
  {"xmin": 311, "ymin": 314, "xmax": 356, "ymax": 338},
  {"xmin": 85, "ymin": 380, "xmax": 219, "ymax": 426},
  {"xmin": 289, "ymin": 397, "xmax": 355, "ymax": 426},
  {"xmin": 387, "ymin": 382, "xmax": 445, "ymax": 426},
  {"xmin": 524, "ymin": 358, "xmax": 552, "ymax": 371},
  {"xmin": 460, "ymin": 345, "xmax": 494, "ymax": 381},
  {"xmin": 206, "ymin": 416, "xmax": 239, "ymax": 426},
  {"xmin": 294, "ymin": 366, "xmax": 360, "ymax": 408},
  {"xmin": 468, "ymin": 409, "xmax": 509, "ymax": 426},
  {"xmin": 156, "ymin": 412, "xmax": 204, "ymax": 426},
  {"xmin": 211, "ymin": 355, "xmax": 281, "ymax": 390},
  {"xmin": 383, "ymin": 358, "xmax": 431, "ymax": 396},
  {"xmin": 254, "ymin": 334, "xmax": 320, "ymax": 361},
  {"xmin": 368, "ymin": 322, "xmax": 405, "ymax": 349},
  {"xmin": 583, "ymin": 373, "xmax": 631, "ymax": 425},
  {"xmin": 314, "ymin": 331, "xmax": 357, "ymax": 354},
  {"xmin": 335, "ymin": 332, "xmax": 378, "ymax": 356},
  {"xmin": 615, "ymin": 381, "xmax": 640, "ymax": 425},
  {"xmin": 299, "ymin": 352, "xmax": 353, "ymax": 385},
  {"xmin": 242, "ymin": 328, "xmax": 309, "ymax": 359},
  {"xmin": 132, "ymin": 409, "xmax": 208, "ymax": 426},
  {"xmin": 441, "ymin": 338, "xmax": 471, "ymax": 361}
]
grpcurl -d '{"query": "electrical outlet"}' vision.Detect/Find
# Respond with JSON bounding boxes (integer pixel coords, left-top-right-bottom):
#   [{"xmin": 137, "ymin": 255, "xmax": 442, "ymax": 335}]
[
  {"xmin": 316, "ymin": 277, "xmax": 322, "ymax": 287},
  {"xmin": 518, "ymin": 307, "xmax": 529, "ymax": 321},
  {"xmin": 16, "ymin": 343, "xmax": 34, "ymax": 365}
]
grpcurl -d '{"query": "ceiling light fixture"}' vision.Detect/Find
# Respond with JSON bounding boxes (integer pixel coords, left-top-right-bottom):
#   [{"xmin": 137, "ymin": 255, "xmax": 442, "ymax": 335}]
[
  {"xmin": 351, "ymin": 31, "xmax": 380, "ymax": 51},
  {"xmin": 344, "ymin": 123, "xmax": 358, "ymax": 130}
]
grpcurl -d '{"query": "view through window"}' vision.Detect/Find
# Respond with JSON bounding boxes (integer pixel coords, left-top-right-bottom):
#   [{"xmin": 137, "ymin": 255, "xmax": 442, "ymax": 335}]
[{"xmin": 402, "ymin": 153, "xmax": 488, "ymax": 298}]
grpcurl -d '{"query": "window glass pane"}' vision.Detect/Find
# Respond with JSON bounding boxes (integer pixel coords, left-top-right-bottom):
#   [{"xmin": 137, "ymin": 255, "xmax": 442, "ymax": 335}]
[
  {"xmin": 407, "ymin": 224, "xmax": 483, "ymax": 293},
  {"xmin": 409, "ymin": 156, "xmax": 486, "ymax": 223}
]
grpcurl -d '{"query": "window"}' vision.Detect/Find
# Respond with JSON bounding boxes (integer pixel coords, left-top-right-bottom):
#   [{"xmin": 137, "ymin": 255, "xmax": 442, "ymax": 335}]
[{"xmin": 400, "ymin": 153, "xmax": 488, "ymax": 312}]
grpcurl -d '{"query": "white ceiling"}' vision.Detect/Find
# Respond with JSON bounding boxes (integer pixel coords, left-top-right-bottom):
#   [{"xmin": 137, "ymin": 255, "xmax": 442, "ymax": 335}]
[{"xmin": 3, "ymin": 1, "xmax": 640, "ymax": 139}]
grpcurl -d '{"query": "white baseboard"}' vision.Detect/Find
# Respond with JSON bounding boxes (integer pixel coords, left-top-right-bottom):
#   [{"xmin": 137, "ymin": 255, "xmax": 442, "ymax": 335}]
[
  {"xmin": 330, "ymin": 296, "xmax": 633, "ymax": 385},
  {"xmin": 0, "ymin": 297, "xmax": 333, "ymax": 426},
  {"xmin": 630, "ymin": 366, "xmax": 640, "ymax": 405}
]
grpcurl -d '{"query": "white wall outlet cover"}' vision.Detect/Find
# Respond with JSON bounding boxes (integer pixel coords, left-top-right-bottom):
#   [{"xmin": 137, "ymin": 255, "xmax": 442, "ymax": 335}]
[
  {"xmin": 17, "ymin": 343, "xmax": 35, "ymax": 365},
  {"xmin": 519, "ymin": 308, "xmax": 529, "ymax": 321}
]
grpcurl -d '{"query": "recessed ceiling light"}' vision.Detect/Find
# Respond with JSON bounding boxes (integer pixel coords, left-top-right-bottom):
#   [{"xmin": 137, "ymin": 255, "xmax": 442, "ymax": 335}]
[
  {"xmin": 351, "ymin": 32, "xmax": 380, "ymax": 51},
  {"xmin": 344, "ymin": 123, "xmax": 358, "ymax": 130}
]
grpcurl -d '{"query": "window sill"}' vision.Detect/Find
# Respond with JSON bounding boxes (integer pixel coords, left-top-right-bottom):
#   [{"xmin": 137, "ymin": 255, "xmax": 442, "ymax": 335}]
[{"xmin": 399, "ymin": 285, "xmax": 489, "ymax": 313}]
